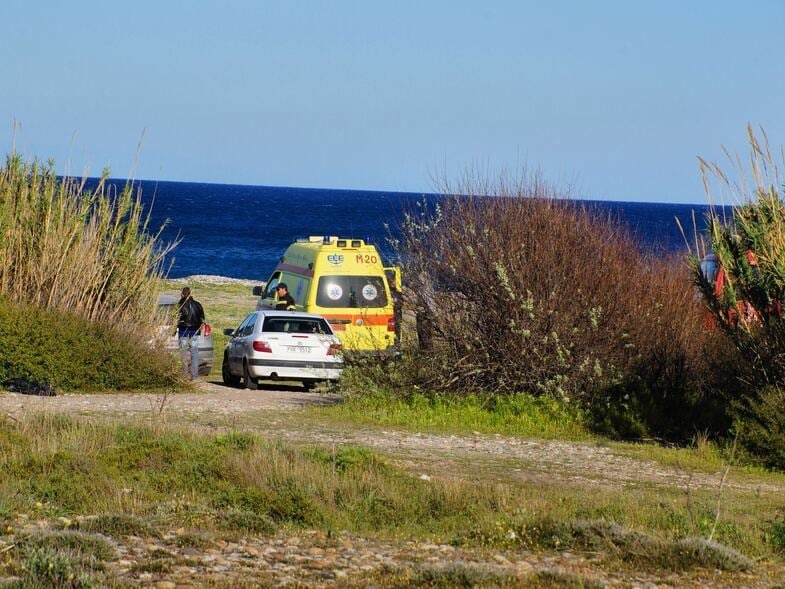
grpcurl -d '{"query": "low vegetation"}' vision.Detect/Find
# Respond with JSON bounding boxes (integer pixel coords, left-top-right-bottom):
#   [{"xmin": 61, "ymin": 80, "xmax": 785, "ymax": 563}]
[{"xmin": 1, "ymin": 413, "xmax": 783, "ymax": 585}]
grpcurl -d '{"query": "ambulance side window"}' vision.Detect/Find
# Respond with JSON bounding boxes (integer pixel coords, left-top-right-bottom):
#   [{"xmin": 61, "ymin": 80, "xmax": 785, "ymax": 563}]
[{"xmin": 264, "ymin": 274, "xmax": 281, "ymax": 299}]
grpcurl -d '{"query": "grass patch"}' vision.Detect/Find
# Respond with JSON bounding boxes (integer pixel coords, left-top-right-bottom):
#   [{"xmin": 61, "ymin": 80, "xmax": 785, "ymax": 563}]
[
  {"xmin": 10, "ymin": 546, "xmax": 98, "ymax": 588},
  {"xmin": 129, "ymin": 558, "xmax": 172, "ymax": 574},
  {"xmin": 173, "ymin": 531, "xmax": 214, "ymax": 549},
  {"xmin": 767, "ymin": 517, "xmax": 785, "ymax": 558},
  {"xmin": 3, "ymin": 531, "xmax": 116, "ymax": 588},
  {"xmin": 14, "ymin": 530, "xmax": 117, "ymax": 562},
  {"xmin": 354, "ymin": 564, "xmax": 606, "ymax": 588},
  {"xmin": 612, "ymin": 438, "xmax": 730, "ymax": 473},
  {"xmin": 363, "ymin": 564, "xmax": 524, "ymax": 588},
  {"xmin": 526, "ymin": 570, "xmax": 606, "ymax": 588},
  {"xmin": 219, "ymin": 510, "xmax": 277, "ymax": 534},
  {"xmin": 454, "ymin": 518, "xmax": 753, "ymax": 572},
  {"xmin": 609, "ymin": 438, "xmax": 785, "ymax": 494},
  {"xmin": 72, "ymin": 513, "xmax": 158, "ymax": 539},
  {"xmin": 318, "ymin": 388, "xmax": 592, "ymax": 440},
  {"xmin": 304, "ymin": 444, "xmax": 390, "ymax": 474}
]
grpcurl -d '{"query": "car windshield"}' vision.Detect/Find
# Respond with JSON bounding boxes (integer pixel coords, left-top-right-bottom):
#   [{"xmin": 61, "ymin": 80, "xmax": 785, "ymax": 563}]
[
  {"xmin": 263, "ymin": 317, "xmax": 332, "ymax": 334},
  {"xmin": 316, "ymin": 275, "xmax": 388, "ymax": 308}
]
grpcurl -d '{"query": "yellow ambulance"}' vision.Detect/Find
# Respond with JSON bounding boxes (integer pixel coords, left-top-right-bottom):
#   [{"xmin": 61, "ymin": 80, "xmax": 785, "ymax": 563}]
[{"xmin": 252, "ymin": 236, "xmax": 402, "ymax": 352}]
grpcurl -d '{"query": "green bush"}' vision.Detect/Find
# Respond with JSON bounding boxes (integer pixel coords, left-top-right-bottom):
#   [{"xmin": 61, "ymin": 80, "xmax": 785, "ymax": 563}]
[
  {"xmin": 691, "ymin": 189, "xmax": 785, "ymax": 389},
  {"xmin": 769, "ymin": 517, "xmax": 785, "ymax": 554},
  {"xmin": 733, "ymin": 386, "xmax": 785, "ymax": 470},
  {"xmin": 587, "ymin": 326, "xmax": 739, "ymax": 441},
  {"xmin": 688, "ymin": 127, "xmax": 785, "ymax": 465},
  {"xmin": 0, "ymin": 295, "xmax": 179, "ymax": 391}
]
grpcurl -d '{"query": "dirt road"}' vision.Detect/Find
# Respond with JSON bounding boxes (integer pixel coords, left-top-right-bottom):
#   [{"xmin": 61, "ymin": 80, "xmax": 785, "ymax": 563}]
[{"xmin": 2, "ymin": 381, "xmax": 784, "ymax": 496}]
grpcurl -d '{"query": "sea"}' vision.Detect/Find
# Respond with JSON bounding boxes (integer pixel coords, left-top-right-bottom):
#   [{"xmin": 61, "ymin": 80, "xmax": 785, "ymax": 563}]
[{"xmin": 98, "ymin": 179, "xmax": 724, "ymax": 281}]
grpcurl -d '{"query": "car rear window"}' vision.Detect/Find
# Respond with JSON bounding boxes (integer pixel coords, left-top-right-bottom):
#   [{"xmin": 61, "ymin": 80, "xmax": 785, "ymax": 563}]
[
  {"xmin": 262, "ymin": 317, "xmax": 332, "ymax": 335},
  {"xmin": 316, "ymin": 275, "xmax": 388, "ymax": 308}
]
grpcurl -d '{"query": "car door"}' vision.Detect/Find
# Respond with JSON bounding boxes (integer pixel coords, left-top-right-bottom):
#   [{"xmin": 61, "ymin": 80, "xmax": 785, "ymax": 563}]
[
  {"xmin": 229, "ymin": 314, "xmax": 253, "ymax": 372},
  {"xmin": 238, "ymin": 313, "xmax": 259, "ymax": 368}
]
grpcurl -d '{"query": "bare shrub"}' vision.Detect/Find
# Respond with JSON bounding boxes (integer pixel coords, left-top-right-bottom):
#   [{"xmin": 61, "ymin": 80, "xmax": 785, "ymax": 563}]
[
  {"xmin": 732, "ymin": 385, "xmax": 785, "ymax": 470},
  {"xmin": 393, "ymin": 171, "xmax": 727, "ymax": 438}
]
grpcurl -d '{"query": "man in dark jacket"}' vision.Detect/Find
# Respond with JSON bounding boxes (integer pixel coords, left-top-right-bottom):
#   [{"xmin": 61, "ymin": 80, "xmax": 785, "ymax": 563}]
[
  {"xmin": 274, "ymin": 283, "xmax": 297, "ymax": 310},
  {"xmin": 178, "ymin": 287, "xmax": 205, "ymax": 380}
]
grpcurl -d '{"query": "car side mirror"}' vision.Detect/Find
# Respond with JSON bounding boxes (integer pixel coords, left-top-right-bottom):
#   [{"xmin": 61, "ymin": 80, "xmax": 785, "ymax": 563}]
[
  {"xmin": 222, "ymin": 328, "xmax": 235, "ymax": 336},
  {"xmin": 252, "ymin": 285, "xmax": 264, "ymax": 296}
]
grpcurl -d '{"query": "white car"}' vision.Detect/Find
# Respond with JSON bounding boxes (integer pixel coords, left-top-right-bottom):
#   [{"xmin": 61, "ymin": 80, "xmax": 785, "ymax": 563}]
[
  {"xmin": 222, "ymin": 310, "xmax": 343, "ymax": 390},
  {"xmin": 157, "ymin": 294, "xmax": 214, "ymax": 376}
]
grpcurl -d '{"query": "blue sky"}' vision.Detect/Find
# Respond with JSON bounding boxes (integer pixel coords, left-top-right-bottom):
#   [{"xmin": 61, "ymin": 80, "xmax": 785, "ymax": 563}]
[{"xmin": 3, "ymin": 1, "xmax": 783, "ymax": 203}]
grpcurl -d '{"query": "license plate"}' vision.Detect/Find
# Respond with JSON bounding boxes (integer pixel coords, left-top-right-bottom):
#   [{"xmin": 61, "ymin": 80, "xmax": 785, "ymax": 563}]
[{"xmin": 287, "ymin": 346, "xmax": 311, "ymax": 353}]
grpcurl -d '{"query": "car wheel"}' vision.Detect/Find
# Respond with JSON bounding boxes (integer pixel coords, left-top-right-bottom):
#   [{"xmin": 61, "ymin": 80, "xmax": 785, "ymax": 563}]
[
  {"xmin": 222, "ymin": 354, "xmax": 240, "ymax": 387},
  {"xmin": 243, "ymin": 359, "xmax": 258, "ymax": 390},
  {"xmin": 302, "ymin": 380, "xmax": 317, "ymax": 391}
]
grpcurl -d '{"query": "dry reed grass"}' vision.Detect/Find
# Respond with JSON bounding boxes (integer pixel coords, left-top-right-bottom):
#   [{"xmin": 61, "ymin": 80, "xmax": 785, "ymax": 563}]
[{"xmin": 0, "ymin": 153, "xmax": 175, "ymax": 329}]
